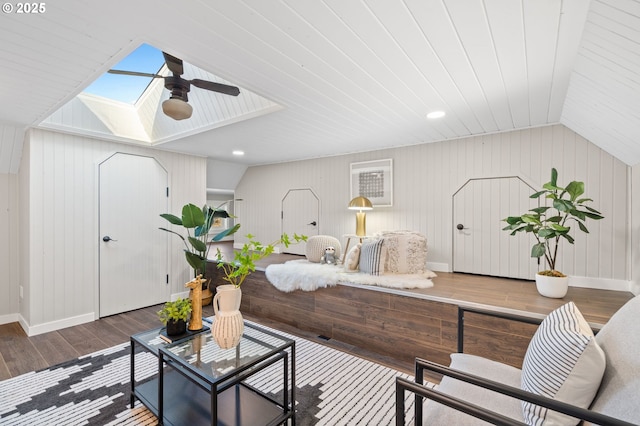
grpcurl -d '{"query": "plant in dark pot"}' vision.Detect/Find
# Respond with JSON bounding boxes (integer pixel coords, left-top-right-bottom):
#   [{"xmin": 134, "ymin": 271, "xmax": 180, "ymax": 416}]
[
  {"xmin": 157, "ymin": 297, "xmax": 192, "ymax": 336},
  {"xmin": 160, "ymin": 203, "xmax": 240, "ymax": 305},
  {"xmin": 502, "ymin": 168, "xmax": 604, "ymax": 298}
]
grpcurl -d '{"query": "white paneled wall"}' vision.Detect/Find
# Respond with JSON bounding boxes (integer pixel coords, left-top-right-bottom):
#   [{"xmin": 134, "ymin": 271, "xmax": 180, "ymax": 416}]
[
  {"xmin": 236, "ymin": 124, "xmax": 629, "ymax": 289},
  {"xmin": 0, "ymin": 174, "xmax": 18, "ymax": 320},
  {"xmin": 19, "ymin": 129, "xmax": 206, "ymax": 334},
  {"xmin": 0, "ymin": 123, "xmax": 25, "ymax": 174}
]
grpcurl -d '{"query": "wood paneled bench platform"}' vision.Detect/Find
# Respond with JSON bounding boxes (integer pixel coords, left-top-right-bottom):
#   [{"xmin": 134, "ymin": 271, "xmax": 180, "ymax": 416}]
[{"xmin": 206, "ymin": 260, "xmax": 634, "ymax": 370}]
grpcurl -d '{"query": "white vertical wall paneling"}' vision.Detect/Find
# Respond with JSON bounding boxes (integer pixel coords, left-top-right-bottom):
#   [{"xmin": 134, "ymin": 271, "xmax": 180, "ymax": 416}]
[
  {"xmin": 19, "ymin": 129, "xmax": 206, "ymax": 334},
  {"xmin": 235, "ymin": 124, "xmax": 629, "ymax": 289},
  {"xmin": 632, "ymin": 164, "xmax": 640, "ymax": 295},
  {"xmin": 0, "ymin": 173, "xmax": 19, "ymax": 320},
  {"xmin": 18, "ymin": 135, "xmax": 32, "ymax": 325},
  {"xmin": 0, "ymin": 123, "xmax": 25, "ymax": 174}
]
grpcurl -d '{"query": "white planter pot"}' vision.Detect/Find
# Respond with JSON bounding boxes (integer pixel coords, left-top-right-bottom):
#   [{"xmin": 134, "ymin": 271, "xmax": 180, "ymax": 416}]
[
  {"xmin": 535, "ymin": 273, "xmax": 569, "ymax": 298},
  {"xmin": 212, "ymin": 284, "xmax": 244, "ymax": 349}
]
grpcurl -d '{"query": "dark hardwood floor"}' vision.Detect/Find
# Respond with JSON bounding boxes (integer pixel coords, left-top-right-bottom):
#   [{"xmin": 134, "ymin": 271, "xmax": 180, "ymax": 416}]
[
  {"xmin": 0, "ymin": 302, "xmax": 413, "ymax": 381},
  {"xmin": 0, "ymin": 243, "xmax": 634, "ymax": 382}
]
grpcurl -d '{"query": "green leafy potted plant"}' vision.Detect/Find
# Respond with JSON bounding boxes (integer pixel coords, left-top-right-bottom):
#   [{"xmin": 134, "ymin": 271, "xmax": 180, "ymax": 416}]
[
  {"xmin": 209, "ymin": 232, "xmax": 306, "ymax": 349},
  {"xmin": 215, "ymin": 233, "xmax": 307, "ymax": 288},
  {"xmin": 157, "ymin": 297, "xmax": 192, "ymax": 335},
  {"xmin": 160, "ymin": 203, "xmax": 240, "ymax": 303},
  {"xmin": 502, "ymin": 168, "xmax": 604, "ymax": 298}
]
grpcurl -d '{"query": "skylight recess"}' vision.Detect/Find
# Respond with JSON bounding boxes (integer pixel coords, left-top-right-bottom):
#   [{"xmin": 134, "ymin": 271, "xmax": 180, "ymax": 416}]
[{"xmin": 83, "ymin": 44, "xmax": 165, "ymax": 104}]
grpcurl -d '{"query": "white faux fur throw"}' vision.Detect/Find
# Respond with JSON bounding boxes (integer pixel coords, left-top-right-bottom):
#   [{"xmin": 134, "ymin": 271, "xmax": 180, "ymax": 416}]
[{"xmin": 265, "ymin": 259, "xmax": 436, "ymax": 292}]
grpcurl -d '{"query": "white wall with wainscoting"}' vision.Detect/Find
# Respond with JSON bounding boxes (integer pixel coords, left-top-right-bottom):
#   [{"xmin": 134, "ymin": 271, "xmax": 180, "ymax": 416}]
[
  {"xmin": 235, "ymin": 124, "xmax": 632, "ymax": 292},
  {"xmin": 15, "ymin": 129, "xmax": 206, "ymax": 335}
]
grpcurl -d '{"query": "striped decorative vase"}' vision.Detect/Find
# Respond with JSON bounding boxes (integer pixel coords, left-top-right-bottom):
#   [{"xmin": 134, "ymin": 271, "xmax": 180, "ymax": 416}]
[{"xmin": 212, "ymin": 285, "xmax": 244, "ymax": 349}]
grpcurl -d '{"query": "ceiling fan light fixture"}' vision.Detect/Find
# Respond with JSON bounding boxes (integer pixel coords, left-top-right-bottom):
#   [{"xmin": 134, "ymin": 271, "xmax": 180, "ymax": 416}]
[{"xmin": 162, "ymin": 98, "xmax": 193, "ymax": 120}]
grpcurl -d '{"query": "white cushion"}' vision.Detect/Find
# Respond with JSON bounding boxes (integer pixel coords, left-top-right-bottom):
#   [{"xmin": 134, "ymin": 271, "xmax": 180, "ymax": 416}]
[
  {"xmin": 377, "ymin": 230, "xmax": 428, "ymax": 274},
  {"xmin": 521, "ymin": 301, "xmax": 606, "ymax": 426},
  {"xmin": 424, "ymin": 353, "xmax": 523, "ymax": 425},
  {"xmin": 344, "ymin": 243, "xmax": 361, "ymax": 271},
  {"xmin": 359, "ymin": 239, "xmax": 385, "ymax": 275},
  {"xmin": 304, "ymin": 235, "xmax": 341, "ymax": 263},
  {"xmin": 589, "ymin": 295, "xmax": 640, "ymax": 424}
]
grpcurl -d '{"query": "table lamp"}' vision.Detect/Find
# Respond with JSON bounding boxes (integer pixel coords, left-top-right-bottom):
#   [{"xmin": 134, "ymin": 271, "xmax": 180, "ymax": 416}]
[{"xmin": 348, "ymin": 196, "xmax": 373, "ymax": 236}]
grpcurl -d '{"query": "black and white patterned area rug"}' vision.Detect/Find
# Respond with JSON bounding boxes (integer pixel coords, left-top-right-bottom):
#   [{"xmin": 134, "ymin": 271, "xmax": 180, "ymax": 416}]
[{"xmin": 0, "ymin": 324, "xmax": 429, "ymax": 425}]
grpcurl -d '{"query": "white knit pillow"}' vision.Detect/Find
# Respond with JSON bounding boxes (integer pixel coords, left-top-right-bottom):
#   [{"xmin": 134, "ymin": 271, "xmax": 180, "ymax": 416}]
[
  {"xmin": 521, "ymin": 302, "xmax": 606, "ymax": 425},
  {"xmin": 344, "ymin": 243, "xmax": 361, "ymax": 271},
  {"xmin": 305, "ymin": 235, "xmax": 341, "ymax": 263}
]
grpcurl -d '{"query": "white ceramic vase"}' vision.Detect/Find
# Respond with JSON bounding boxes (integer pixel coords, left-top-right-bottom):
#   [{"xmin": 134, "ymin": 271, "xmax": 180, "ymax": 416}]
[
  {"xmin": 212, "ymin": 285, "xmax": 244, "ymax": 349},
  {"xmin": 535, "ymin": 273, "xmax": 569, "ymax": 298}
]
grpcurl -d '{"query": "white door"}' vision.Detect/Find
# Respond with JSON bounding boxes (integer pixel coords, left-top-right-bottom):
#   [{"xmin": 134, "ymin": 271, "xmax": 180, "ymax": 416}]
[
  {"xmin": 281, "ymin": 189, "xmax": 319, "ymax": 255},
  {"xmin": 99, "ymin": 153, "xmax": 168, "ymax": 316},
  {"xmin": 453, "ymin": 177, "xmax": 539, "ymax": 280}
]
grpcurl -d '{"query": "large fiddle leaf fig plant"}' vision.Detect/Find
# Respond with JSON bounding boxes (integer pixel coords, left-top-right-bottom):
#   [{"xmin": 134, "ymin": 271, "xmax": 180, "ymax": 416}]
[
  {"xmin": 502, "ymin": 168, "xmax": 604, "ymax": 277},
  {"xmin": 160, "ymin": 203, "xmax": 240, "ymax": 278}
]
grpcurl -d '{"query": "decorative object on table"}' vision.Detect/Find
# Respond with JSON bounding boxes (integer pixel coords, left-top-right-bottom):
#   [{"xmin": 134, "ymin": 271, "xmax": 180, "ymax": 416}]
[
  {"xmin": 320, "ymin": 246, "xmax": 338, "ymax": 265},
  {"xmin": 157, "ymin": 297, "xmax": 192, "ymax": 336},
  {"xmin": 305, "ymin": 235, "xmax": 342, "ymax": 263},
  {"xmin": 185, "ymin": 275, "xmax": 204, "ymax": 331},
  {"xmin": 350, "ymin": 158, "xmax": 393, "ymax": 207},
  {"xmin": 348, "ymin": 196, "xmax": 373, "ymax": 236},
  {"xmin": 212, "ymin": 233, "xmax": 306, "ymax": 348},
  {"xmin": 159, "ymin": 203, "xmax": 240, "ymax": 305},
  {"xmin": 502, "ymin": 168, "xmax": 604, "ymax": 298},
  {"xmin": 215, "ymin": 233, "xmax": 307, "ymax": 288},
  {"xmin": 211, "ymin": 285, "xmax": 244, "ymax": 349}
]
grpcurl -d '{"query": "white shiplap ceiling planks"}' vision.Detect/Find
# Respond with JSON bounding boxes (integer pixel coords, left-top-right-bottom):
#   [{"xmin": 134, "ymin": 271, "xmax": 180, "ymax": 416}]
[{"xmin": 0, "ymin": 0, "xmax": 639, "ymax": 173}]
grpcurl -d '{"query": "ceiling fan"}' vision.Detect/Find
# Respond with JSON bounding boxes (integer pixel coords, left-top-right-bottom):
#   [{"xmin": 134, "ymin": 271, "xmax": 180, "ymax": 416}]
[{"xmin": 108, "ymin": 52, "xmax": 240, "ymax": 120}]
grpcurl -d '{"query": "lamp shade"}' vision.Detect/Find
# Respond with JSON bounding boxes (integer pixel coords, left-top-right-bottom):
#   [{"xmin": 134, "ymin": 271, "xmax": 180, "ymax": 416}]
[
  {"xmin": 162, "ymin": 98, "xmax": 193, "ymax": 120},
  {"xmin": 348, "ymin": 196, "xmax": 373, "ymax": 210}
]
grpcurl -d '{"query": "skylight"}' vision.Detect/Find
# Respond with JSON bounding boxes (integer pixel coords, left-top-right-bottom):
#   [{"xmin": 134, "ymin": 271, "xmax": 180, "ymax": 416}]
[{"xmin": 82, "ymin": 44, "xmax": 165, "ymax": 104}]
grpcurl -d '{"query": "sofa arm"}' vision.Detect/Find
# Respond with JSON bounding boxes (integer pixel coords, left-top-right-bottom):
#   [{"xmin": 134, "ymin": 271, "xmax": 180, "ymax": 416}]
[{"xmin": 395, "ymin": 358, "xmax": 635, "ymax": 426}]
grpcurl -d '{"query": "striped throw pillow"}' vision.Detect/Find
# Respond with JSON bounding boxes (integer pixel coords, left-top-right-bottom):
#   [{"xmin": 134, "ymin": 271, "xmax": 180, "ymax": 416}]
[
  {"xmin": 359, "ymin": 239, "xmax": 385, "ymax": 275},
  {"xmin": 521, "ymin": 302, "xmax": 606, "ymax": 425}
]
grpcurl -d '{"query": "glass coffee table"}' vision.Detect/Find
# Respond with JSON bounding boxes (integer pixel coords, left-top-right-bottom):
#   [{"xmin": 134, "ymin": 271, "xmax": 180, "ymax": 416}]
[{"xmin": 130, "ymin": 319, "xmax": 295, "ymax": 425}]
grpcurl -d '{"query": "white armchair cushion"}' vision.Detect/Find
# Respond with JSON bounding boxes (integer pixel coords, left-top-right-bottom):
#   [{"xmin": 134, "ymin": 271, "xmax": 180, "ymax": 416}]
[
  {"xmin": 589, "ymin": 295, "xmax": 640, "ymax": 424},
  {"xmin": 424, "ymin": 353, "xmax": 523, "ymax": 425},
  {"xmin": 521, "ymin": 301, "xmax": 606, "ymax": 425}
]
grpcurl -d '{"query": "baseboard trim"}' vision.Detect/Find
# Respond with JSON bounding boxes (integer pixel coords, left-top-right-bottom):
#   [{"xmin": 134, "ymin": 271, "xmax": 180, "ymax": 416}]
[
  {"xmin": 0, "ymin": 313, "xmax": 20, "ymax": 326},
  {"xmin": 427, "ymin": 262, "xmax": 449, "ymax": 272},
  {"xmin": 568, "ymin": 276, "xmax": 632, "ymax": 293},
  {"xmin": 20, "ymin": 312, "xmax": 96, "ymax": 337}
]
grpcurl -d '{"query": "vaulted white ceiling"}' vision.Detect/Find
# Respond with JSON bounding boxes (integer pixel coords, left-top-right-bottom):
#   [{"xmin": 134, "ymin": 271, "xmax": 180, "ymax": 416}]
[{"xmin": 0, "ymin": 0, "xmax": 638, "ymax": 174}]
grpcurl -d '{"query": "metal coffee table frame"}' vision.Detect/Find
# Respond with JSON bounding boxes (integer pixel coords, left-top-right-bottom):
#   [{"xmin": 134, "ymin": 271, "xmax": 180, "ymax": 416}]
[{"xmin": 130, "ymin": 320, "xmax": 295, "ymax": 425}]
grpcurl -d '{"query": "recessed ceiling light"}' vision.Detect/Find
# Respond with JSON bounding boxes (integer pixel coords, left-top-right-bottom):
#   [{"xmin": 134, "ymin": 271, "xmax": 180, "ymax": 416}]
[
  {"xmin": 427, "ymin": 110, "xmax": 446, "ymax": 119},
  {"xmin": 232, "ymin": 150, "xmax": 245, "ymax": 156}
]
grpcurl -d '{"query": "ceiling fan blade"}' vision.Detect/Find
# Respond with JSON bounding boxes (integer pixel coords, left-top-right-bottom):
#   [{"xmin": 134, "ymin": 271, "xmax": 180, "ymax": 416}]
[
  {"xmin": 107, "ymin": 69, "xmax": 164, "ymax": 78},
  {"xmin": 190, "ymin": 79, "xmax": 240, "ymax": 96},
  {"xmin": 163, "ymin": 52, "xmax": 184, "ymax": 75}
]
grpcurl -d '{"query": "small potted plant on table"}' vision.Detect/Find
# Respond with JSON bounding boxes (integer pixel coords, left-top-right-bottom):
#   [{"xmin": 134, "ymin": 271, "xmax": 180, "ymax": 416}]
[
  {"xmin": 502, "ymin": 168, "xmax": 604, "ymax": 298},
  {"xmin": 157, "ymin": 297, "xmax": 192, "ymax": 336}
]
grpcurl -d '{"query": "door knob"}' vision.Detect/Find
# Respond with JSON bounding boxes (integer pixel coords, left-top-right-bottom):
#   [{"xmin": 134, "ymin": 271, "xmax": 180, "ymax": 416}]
[
  {"xmin": 456, "ymin": 224, "xmax": 465, "ymax": 230},
  {"xmin": 308, "ymin": 221, "xmax": 317, "ymax": 226},
  {"xmin": 102, "ymin": 236, "xmax": 117, "ymax": 242}
]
